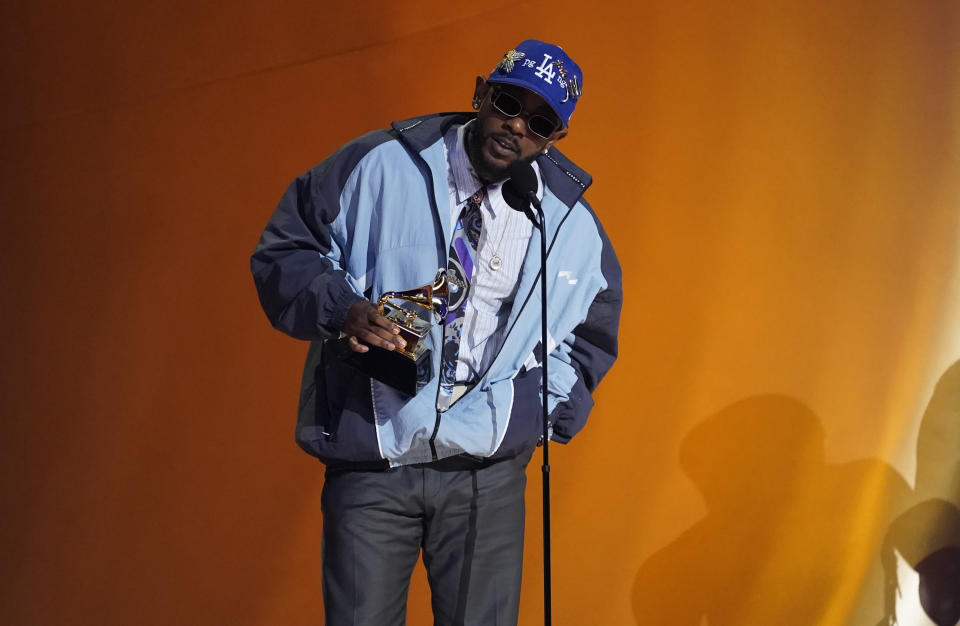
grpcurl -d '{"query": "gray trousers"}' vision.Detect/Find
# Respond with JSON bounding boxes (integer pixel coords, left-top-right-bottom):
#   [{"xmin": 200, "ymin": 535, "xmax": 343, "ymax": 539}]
[{"xmin": 320, "ymin": 450, "xmax": 534, "ymax": 626}]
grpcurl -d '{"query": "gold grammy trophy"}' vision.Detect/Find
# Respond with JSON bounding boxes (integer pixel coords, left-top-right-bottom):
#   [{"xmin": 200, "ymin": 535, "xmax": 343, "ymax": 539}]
[{"xmin": 344, "ymin": 269, "xmax": 449, "ymax": 396}]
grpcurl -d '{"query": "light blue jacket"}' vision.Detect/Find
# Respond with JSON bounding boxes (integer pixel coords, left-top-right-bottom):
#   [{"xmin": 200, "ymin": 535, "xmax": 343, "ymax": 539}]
[{"xmin": 252, "ymin": 113, "xmax": 621, "ymax": 468}]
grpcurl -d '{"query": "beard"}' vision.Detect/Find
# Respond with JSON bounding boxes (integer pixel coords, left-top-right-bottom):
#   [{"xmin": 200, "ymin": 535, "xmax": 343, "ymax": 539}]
[{"xmin": 466, "ymin": 121, "xmax": 536, "ymax": 184}]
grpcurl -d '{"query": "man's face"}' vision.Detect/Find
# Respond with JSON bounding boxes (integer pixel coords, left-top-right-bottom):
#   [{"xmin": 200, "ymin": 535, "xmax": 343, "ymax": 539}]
[{"xmin": 467, "ymin": 77, "xmax": 568, "ymax": 183}]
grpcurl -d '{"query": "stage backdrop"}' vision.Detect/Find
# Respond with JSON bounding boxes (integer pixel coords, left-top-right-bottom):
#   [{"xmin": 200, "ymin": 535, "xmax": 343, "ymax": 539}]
[{"xmin": 2, "ymin": 1, "xmax": 958, "ymax": 624}]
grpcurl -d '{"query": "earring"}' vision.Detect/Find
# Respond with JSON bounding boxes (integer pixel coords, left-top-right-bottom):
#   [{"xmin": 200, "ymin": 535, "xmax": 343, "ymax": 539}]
[{"xmin": 472, "ymin": 101, "xmax": 480, "ymax": 110}]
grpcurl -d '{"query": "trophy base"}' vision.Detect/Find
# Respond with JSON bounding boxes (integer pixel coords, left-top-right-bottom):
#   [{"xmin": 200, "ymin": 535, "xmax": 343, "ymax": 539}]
[{"xmin": 342, "ymin": 341, "xmax": 432, "ymax": 397}]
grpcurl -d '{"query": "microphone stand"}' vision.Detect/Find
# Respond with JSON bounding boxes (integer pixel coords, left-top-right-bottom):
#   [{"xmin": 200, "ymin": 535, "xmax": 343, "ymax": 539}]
[
  {"xmin": 504, "ymin": 162, "xmax": 553, "ymax": 626},
  {"xmin": 525, "ymin": 193, "xmax": 552, "ymax": 626}
]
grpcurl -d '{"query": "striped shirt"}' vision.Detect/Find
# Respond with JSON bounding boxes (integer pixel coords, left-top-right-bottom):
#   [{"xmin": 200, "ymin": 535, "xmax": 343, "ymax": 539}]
[{"xmin": 443, "ymin": 121, "xmax": 542, "ymax": 383}]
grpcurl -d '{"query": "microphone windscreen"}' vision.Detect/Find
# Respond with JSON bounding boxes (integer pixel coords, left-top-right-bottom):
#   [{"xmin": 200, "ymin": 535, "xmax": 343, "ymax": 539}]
[
  {"xmin": 502, "ymin": 177, "xmax": 528, "ymax": 213},
  {"xmin": 507, "ymin": 161, "xmax": 538, "ymax": 197}
]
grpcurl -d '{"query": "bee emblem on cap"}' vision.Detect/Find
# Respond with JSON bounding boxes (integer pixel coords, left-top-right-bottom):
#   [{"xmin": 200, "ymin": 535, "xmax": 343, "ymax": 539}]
[{"xmin": 496, "ymin": 49, "xmax": 526, "ymax": 73}]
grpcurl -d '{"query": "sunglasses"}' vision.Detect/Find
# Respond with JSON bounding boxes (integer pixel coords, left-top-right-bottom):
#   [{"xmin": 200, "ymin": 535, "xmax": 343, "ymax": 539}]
[{"xmin": 488, "ymin": 88, "xmax": 562, "ymax": 140}]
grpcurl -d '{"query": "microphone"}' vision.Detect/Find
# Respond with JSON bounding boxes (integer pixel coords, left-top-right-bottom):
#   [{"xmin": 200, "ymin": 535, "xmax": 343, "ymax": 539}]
[{"xmin": 503, "ymin": 161, "xmax": 541, "ymax": 223}]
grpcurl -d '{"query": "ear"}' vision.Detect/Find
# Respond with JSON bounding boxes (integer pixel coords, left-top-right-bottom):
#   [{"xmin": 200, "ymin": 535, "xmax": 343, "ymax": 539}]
[
  {"xmin": 473, "ymin": 75, "xmax": 490, "ymax": 107},
  {"xmin": 543, "ymin": 127, "xmax": 568, "ymax": 153}
]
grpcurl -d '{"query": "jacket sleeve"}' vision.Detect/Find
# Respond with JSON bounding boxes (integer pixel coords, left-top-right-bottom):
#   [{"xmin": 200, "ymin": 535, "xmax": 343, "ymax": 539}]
[
  {"xmin": 250, "ymin": 143, "xmax": 377, "ymax": 340},
  {"xmin": 547, "ymin": 214, "xmax": 623, "ymax": 443}
]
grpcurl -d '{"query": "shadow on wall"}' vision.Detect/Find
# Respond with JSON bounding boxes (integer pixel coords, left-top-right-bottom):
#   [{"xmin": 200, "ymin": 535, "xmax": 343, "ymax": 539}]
[
  {"xmin": 631, "ymin": 394, "xmax": 911, "ymax": 625},
  {"xmin": 878, "ymin": 360, "xmax": 960, "ymax": 626}
]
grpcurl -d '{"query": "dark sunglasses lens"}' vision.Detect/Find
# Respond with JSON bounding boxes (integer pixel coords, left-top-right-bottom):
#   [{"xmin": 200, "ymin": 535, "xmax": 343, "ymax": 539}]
[
  {"xmin": 493, "ymin": 92, "xmax": 522, "ymax": 116},
  {"xmin": 528, "ymin": 115, "xmax": 558, "ymax": 138}
]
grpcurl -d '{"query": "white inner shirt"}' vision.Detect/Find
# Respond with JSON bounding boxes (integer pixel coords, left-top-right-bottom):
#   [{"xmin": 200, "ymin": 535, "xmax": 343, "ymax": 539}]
[{"xmin": 443, "ymin": 121, "xmax": 541, "ymax": 382}]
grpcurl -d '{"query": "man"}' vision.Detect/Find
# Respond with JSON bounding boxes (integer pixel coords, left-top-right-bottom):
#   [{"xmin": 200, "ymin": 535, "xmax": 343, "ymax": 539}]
[{"xmin": 251, "ymin": 39, "xmax": 621, "ymax": 625}]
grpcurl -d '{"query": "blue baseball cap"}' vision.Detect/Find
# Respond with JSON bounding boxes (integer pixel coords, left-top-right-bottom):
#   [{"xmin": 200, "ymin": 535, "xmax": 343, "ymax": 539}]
[{"xmin": 486, "ymin": 40, "xmax": 583, "ymax": 127}]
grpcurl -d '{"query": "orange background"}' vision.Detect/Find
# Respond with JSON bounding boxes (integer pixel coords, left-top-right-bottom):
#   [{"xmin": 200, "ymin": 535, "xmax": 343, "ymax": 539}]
[{"xmin": 2, "ymin": 1, "xmax": 959, "ymax": 624}]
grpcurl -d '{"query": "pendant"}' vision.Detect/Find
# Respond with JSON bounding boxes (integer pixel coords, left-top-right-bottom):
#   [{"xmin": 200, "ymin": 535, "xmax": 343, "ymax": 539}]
[{"xmin": 489, "ymin": 255, "xmax": 503, "ymax": 271}]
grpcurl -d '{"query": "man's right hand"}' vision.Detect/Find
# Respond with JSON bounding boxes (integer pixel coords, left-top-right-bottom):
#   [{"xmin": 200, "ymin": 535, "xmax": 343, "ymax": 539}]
[{"xmin": 342, "ymin": 301, "xmax": 406, "ymax": 353}]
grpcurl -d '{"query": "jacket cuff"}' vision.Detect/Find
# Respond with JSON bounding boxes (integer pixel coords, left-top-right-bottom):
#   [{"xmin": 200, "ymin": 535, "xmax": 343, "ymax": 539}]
[{"xmin": 323, "ymin": 282, "xmax": 367, "ymax": 335}]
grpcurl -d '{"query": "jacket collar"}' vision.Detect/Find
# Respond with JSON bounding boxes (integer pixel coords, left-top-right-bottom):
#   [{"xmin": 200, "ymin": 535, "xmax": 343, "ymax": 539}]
[{"xmin": 390, "ymin": 112, "xmax": 592, "ymax": 209}]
